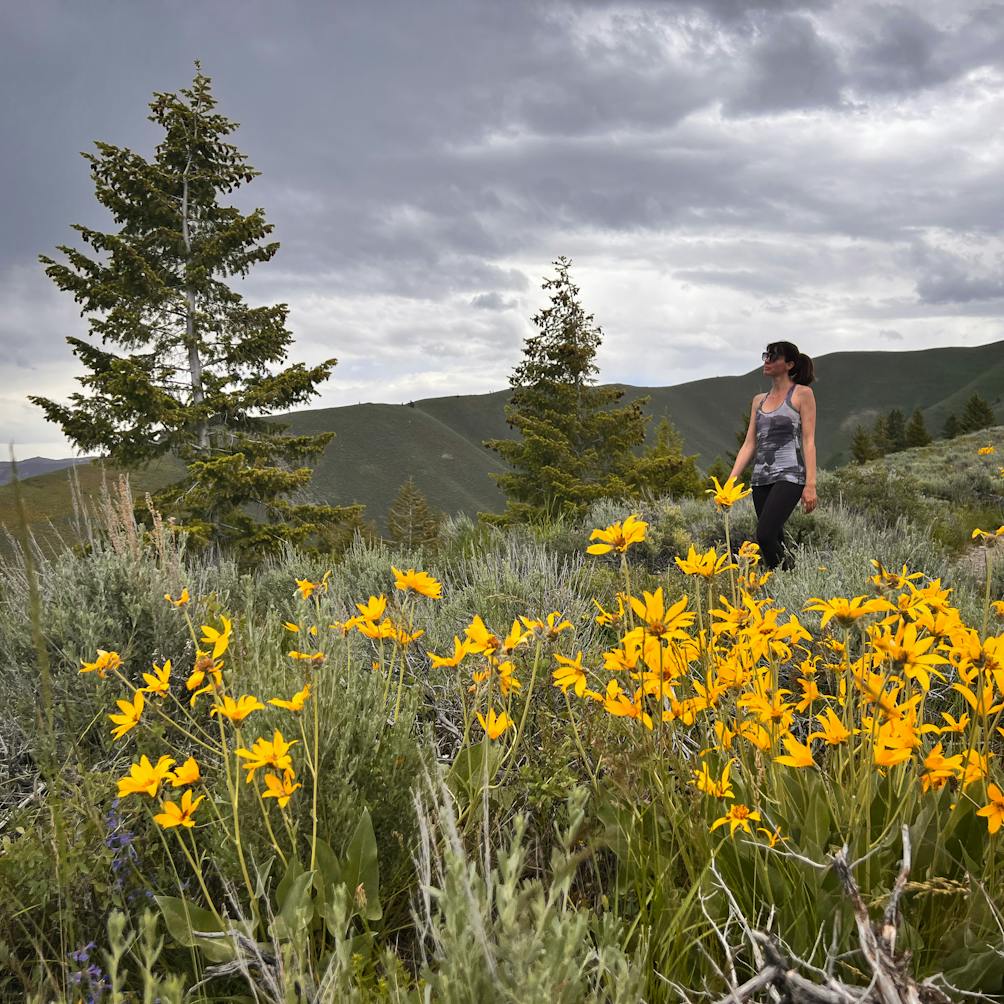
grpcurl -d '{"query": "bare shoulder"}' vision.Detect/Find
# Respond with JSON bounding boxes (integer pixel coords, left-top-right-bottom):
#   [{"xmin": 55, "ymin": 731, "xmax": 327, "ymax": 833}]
[{"xmin": 792, "ymin": 385, "xmax": 815, "ymax": 407}]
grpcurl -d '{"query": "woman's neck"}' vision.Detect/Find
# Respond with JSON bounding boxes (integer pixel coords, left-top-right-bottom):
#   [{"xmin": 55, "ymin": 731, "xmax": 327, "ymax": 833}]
[{"xmin": 770, "ymin": 374, "xmax": 794, "ymax": 394}]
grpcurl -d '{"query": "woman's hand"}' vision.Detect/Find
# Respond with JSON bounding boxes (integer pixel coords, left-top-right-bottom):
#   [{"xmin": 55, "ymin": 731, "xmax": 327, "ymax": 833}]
[{"xmin": 802, "ymin": 484, "xmax": 817, "ymax": 513}]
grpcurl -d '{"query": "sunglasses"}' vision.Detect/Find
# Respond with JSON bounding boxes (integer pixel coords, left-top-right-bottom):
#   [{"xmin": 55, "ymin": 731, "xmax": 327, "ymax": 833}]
[{"xmin": 761, "ymin": 350, "xmax": 784, "ymax": 362}]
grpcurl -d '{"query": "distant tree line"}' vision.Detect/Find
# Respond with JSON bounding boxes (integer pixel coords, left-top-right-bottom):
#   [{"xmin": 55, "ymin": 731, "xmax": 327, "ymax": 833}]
[{"xmin": 850, "ymin": 394, "xmax": 996, "ymax": 464}]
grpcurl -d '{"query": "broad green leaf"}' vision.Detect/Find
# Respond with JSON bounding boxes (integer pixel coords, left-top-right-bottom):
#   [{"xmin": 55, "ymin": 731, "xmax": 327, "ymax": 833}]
[
  {"xmin": 271, "ymin": 868, "xmax": 315, "ymax": 941},
  {"xmin": 447, "ymin": 738, "xmax": 502, "ymax": 804},
  {"xmin": 155, "ymin": 895, "xmax": 240, "ymax": 964},
  {"xmin": 342, "ymin": 808, "xmax": 382, "ymax": 921}
]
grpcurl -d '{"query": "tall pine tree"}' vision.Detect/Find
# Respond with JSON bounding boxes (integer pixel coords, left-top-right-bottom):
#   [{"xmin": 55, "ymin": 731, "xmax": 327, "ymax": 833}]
[
  {"xmin": 627, "ymin": 417, "xmax": 703, "ymax": 500},
  {"xmin": 885, "ymin": 408, "xmax": 907, "ymax": 453},
  {"xmin": 32, "ymin": 65, "xmax": 360, "ymax": 558},
  {"xmin": 387, "ymin": 477, "xmax": 442, "ymax": 549},
  {"xmin": 904, "ymin": 408, "xmax": 931, "ymax": 448},
  {"xmin": 850, "ymin": 426, "xmax": 877, "ymax": 464},
  {"xmin": 959, "ymin": 393, "xmax": 995, "ymax": 433},
  {"xmin": 484, "ymin": 257, "xmax": 649, "ymax": 523}
]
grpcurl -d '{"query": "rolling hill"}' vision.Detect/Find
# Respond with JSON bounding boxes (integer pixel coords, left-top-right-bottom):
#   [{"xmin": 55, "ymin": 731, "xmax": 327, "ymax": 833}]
[{"xmin": 3, "ymin": 339, "xmax": 1001, "ymax": 539}]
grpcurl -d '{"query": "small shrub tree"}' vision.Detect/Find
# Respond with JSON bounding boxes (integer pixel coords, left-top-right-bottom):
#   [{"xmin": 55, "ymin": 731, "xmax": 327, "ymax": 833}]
[
  {"xmin": 959, "ymin": 393, "xmax": 995, "ymax": 433},
  {"xmin": 387, "ymin": 477, "xmax": 442, "ymax": 549},
  {"xmin": 904, "ymin": 408, "xmax": 932, "ymax": 448}
]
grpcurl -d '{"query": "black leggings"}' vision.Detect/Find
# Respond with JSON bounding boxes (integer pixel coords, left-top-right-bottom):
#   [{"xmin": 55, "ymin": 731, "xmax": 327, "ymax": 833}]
[{"xmin": 752, "ymin": 481, "xmax": 804, "ymax": 570}]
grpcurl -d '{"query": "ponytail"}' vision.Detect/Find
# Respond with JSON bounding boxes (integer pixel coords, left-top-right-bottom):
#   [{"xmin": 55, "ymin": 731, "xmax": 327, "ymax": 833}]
[{"xmin": 790, "ymin": 352, "xmax": 815, "ymax": 386}]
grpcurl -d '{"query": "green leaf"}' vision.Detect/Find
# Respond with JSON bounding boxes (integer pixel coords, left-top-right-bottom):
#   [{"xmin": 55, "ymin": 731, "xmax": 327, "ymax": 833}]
[
  {"xmin": 271, "ymin": 868, "xmax": 315, "ymax": 942},
  {"xmin": 341, "ymin": 808, "xmax": 382, "ymax": 922},
  {"xmin": 447, "ymin": 738, "xmax": 503, "ymax": 805},
  {"xmin": 155, "ymin": 895, "xmax": 242, "ymax": 964}
]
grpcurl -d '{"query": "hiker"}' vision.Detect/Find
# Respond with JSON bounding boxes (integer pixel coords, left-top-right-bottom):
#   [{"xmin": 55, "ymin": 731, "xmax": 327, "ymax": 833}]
[{"xmin": 730, "ymin": 342, "xmax": 817, "ymax": 570}]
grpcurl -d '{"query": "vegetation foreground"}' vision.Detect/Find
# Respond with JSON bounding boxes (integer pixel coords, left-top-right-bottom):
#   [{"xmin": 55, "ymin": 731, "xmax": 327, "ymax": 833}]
[{"xmin": 1, "ymin": 451, "xmax": 1004, "ymax": 1002}]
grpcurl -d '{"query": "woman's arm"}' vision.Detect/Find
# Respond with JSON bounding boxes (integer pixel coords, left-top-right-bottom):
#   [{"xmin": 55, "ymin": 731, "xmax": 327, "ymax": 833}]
[
  {"xmin": 730, "ymin": 396, "xmax": 762, "ymax": 481},
  {"xmin": 797, "ymin": 387, "xmax": 817, "ymax": 512}
]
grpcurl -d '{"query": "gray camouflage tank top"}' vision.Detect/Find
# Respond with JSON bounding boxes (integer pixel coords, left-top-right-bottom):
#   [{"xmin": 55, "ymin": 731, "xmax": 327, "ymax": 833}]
[{"xmin": 752, "ymin": 384, "xmax": 805, "ymax": 486}]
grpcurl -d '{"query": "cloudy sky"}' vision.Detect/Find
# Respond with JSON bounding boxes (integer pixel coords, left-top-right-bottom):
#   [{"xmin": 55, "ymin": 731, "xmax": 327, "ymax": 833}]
[{"xmin": 3, "ymin": 0, "xmax": 1003, "ymax": 456}]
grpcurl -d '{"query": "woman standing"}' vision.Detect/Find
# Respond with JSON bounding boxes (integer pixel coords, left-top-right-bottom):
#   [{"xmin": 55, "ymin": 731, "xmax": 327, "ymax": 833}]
[{"xmin": 730, "ymin": 342, "xmax": 817, "ymax": 570}]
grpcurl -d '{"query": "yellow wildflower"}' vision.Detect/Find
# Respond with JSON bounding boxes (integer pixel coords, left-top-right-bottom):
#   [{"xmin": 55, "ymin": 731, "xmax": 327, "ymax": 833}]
[
  {"xmin": 804, "ymin": 595, "xmax": 891, "ymax": 630},
  {"xmin": 288, "ymin": 649, "xmax": 326, "ymax": 664},
  {"xmin": 236, "ymin": 730, "xmax": 298, "ymax": 783},
  {"xmin": 710, "ymin": 803, "xmax": 761, "ymax": 836},
  {"xmin": 153, "ymin": 789, "xmax": 205, "ymax": 829},
  {"xmin": 355, "ymin": 594, "xmax": 387, "ymax": 621},
  {"xmin": 477, "ymin": 708, "xmax": 513, "ymax": 740},
  {"xmin": 200, "ymin": 616, "xmax": 232, "ymax": 660},
  {"xmin": 553, "ymin": 651, "xmax": 589, "ymax": 697},
  {"xmin": 109, "ymin": 691, "xmax": 144, "ymax": 740},
  {"xmin": 263, "ymin": 768, "xmax": 302, "ymax": 808},
  {"xmin": 977, "ymin": 783, "xmax": 1004, "ymax": 834},
  {"xmin": 972, "ymin": 526, "xmax": 1004, "ymax": 543},
  {"xmin": 586, "ymin": 514, "xmax": 648, "ymax": 555},
  {"xmin": 141, "ymin": 660, "xmax": 172, "ymax": 698},
  {"xmin": 520, "ymin": 611, "xmax": 574, "ymax": 639},
  {"xmin": 117, "ymin": 754, "xmax": 176, "ymax": 798},
  {"xmin": 269, "ymin": 683, "xmax": 312, "ymax": 712},
  {"xmin": 391, "ymin": 566, "xmax": 442, "ymax": 599},
  {"xmin": 627, "ymin": 588, "xmax": 695, "ymax": 639},
  {"xmin": 978, "ymin": 444, "xmax": 996, "ymax": 456},
  {"xmin": 80, "ymin": 649, "xmax": 122, "ymax": 679},
  {"xmin": 706, "ymin": 476, "xmax": 752, "ymax": 509},
  {"xmin": 464, "ymin": 615, "xmax": 501, "ymax": 658},
  {"xmin": 210, "ymin": 694, "xmax": 264, "ymax": 723},
  {"xmin": 429, "ymin": 636, "xmax": 471, "ymax": 668},
  {"xmin": 169, "ymin": 757, "xmax": 201, "ymax": 788},
  {"xmin": 691, "ymin": 759, "xmax": 735, "ymax": 799},
  {"xmin": 164, "ymin": 588, "xmax": 190, "ymax": 607},
  {"xmin": 774, "ymin": 735, "xmax": 815, "ymax": 769},
  {"xmin": 808, "ymin": 707, "xmax": 855, "ymax": 746},
  {"xmin": 675, "ymin": 545, "xmax": 737, "ymax": 579}
]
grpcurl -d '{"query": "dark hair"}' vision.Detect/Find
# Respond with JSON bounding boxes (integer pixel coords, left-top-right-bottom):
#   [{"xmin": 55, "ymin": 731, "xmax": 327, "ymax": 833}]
[{"xmin": 766, "ymin": 341, "xmax": 815, "ymax": 386}]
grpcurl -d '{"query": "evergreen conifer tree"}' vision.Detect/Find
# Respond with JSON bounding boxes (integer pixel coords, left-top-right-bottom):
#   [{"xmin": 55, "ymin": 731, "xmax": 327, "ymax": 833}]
[
  {"xmin": 871, "ymin": 414, "xmax": 891, "ymax": 455},
  {"xmin": 885, "ymin": 408, "xmax": 907, "ymax": 452},
  {"xmin": 943, "ymin": 413, "xmax": 961, "ymax": 439},
  {"xmin": 850, "ymin": 426, "xmax": 876, "ymax": 464},
  {"xmin": 904, "ymin": 409, "xmax": 932, "ymax": 448},
  {"xmin": 31, "ymin": 65, "xmax": 360, "ymax": 557},
  {"xmin": 387, "ymin": 477, "xmax": 442, "ymax": 549},
  {"xmin": 959, "ymin": 393, "xmax": 995, "ymax": 433},
  {"xmin": 484, "ymin": 257, "xmax": 649, "ymax": 523},
  {"xmin": 628, "ymin": 417, "xmax": 703, "ymax": 499}
]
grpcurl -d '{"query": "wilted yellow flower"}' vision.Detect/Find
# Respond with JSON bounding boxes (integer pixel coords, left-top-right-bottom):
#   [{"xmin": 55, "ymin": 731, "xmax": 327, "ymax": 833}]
[
  {"xmin": 294, "ymin": 572, "xmax": 330, "ymax": 600},
  {"xmin": 706, "ymin": 476, "xmax": 752, "ymax": 509},
  {"xmin": 520, "ymin": 611, "xmax": 574, "ymax": 639},
  {"xmin": 429, "ymin": 636, "xmax": 471, "ymax": 668},
  {"xmin": 269, "ymin": 683, "xmax": 312, "ymax": 712},
  {"xmin": 972, "ymin": 526, "xmax": 1004, "ymax": 543},
  {"xmin": 200, "ymin": 616, "xmax": 232, "ymax": 660},
  {"xmin": 710, "ymin": 803, "xmax": 761, "ymax": 836},
  {"xmin": 288, "ymin": 649, "xmax": 326, "ymax": 664},
  {"xmin": 236, "ymin": 730, "xmax": 298, "ymax": 783},
  {"xmin": 186, "ymin": 651, "xmax": 223, "ymax": 705},
  {"xmin": 141, "ymin": 660, "xmax": 172, "ymax": 698},
  {"xmin": 977, "ymin": 783, "xmax": 1004, "ymax": 834},
  {"xmin": 210, "ymin": 694, "xmax": 264, "ymax": 723},
  {"xmin": 586, "ymin": 514, "xmax": 648, "ymax": 555},
  {"xmin": 263, "ymin": 768, "xmax": 302, "ymax": 808},
  {"xmin": 164, "ymin": 588, "xmax": 190, "ymax": 607},
  {"xmin": 80, "ymin": 649, "xmax": 122, "ymax": 679},
  {"xmin": 169, "ymin": 757, "xmax": 201, "ymax": 788},
  {"xmin": 757, "ymin": 825, "xmax": 785, "ymax": 847},
  {"xmin": 553, "ymin": 651, "xmax": 589, "ymax": 697},
  {"xmin": 992, "ymin": 600, "xmax": 1004, "ymax": 618},
  {"xmin": 774, "ymin": 734, "xmax": 816, "ymax": 769},
  {"xmin": 392, "ymin": 566, "xmax": 442, "ymax": 599},
  {"xmin": 117, "ymin": 754, "xmax": 176, "ymax": 798},
  {"xmin": 593, "ymin": 595, "xmax": 627, "ymax": 627},
  {"xmin": 477, "ymin": 708, "xmax": 513, "ymax": 740},
  {"xmin": 737, "ymin": 540, "xmax": 761, "ymax": 563},
  {"xmin": 154, "ymin": 789, "xmax": 205, "ymax": 829},
  {"xmin": 109, "ymin": 691, "xmax": 144, "ymax": 740}
]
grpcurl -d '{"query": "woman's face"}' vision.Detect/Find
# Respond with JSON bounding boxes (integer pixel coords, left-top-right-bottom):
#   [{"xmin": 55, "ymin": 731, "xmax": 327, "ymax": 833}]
[{"xmin": 762, "ymin": 348, "xmax": 790, "ymax": 375}]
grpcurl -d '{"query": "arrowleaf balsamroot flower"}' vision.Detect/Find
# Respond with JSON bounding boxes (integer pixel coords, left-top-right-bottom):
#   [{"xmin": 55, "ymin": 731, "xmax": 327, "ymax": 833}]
[
  {"xmin": 153, "ymin": 789, "xmax": 205, "ymax": 829},
  {"xmin": 117, "ymin": 755, "xmax": 176, "ymax": 798},
  {"xmin": 774, "ymin": 735, "xmax": 816, "ymax": 769},
  {"xmin": 169, "ymin": 757, "xmax": 201, "ymax": 787},
  {"xmin": 626, "ymin": 588, "xmax": 695, "ymax": 640},
  {"xmin": 675, "ymin": 545, "xmax": 737, "ymax": 579},
  {"xmin": 464, "ymin": 615, "xmax": 502, "ymax": 657},
  {"xmin": 553, "ymin": 651, "xmax": 589, "ymax": 696},
  {"xmin": 477, "ymin": 708, "xmax": 513, "ymax": 740},
  {"xmin": 978, "ymin": 444, "xmax": 996, "ymax": 456},
  {"xmin": 977, "ymin": 784, "xmax": 1004, "ymax": 834},
  {"xmin": 210, "ymin": 694, "xmax": 265, "ymax": 723},
  {"xmin": 236, "ymin": 730, "xmax": 298, "ymax": 782},
  {"xmin": 808, "ymin": 707, "xmax": 855, "ymax": 745},
  {"xmin": 109, "ymin": 691, "xmax": 144, "ymax": 740},
  {"xmin": 263, "ymin": 769, "xmax": 302, "ymax": 808},
  {"xmin": 392, "ymin": 566, "xmax": 442, "ymax": 599},
  {"xmin": 691, "ymin": 759, "xmax": 735, "ymax": 799},
  {"xmin": 586, "ymin": 514, "xmax": 647, "ymax": 555},
  {"xmin": 710, "ymin": 803, "xmax": 761, "ymax": 836},
  {"xmin": 706, "ymin": 475, "xmax": 752, "ymax": 509},
  {"xmin": 80, "ymin": 649, "xmax": 122, "ymax": 679},
  {"xmin": 164, "ymin": 588, "xmax": 190, "ymax": 607},
  {"xmin": 141, "ymin": 660, "xmax": 172, "ymax": 698},
  {"xmin": 429, "ymin": 636, "xmax": 471, "ymax": 668},
  {"xmin": 803, "ymin": 595, "xmax": 891, "ymax": 630},
  {"xmin": 269, "ymin": 683, "xmax": 311, "ymax": 712},
  {"xmin": 355, "ymin": 594, "xmax": 388, "ymax": 621},
  {"xmin": 972, "ymin": 526, "xmax": 1004, "ymax": 543},
  {"xmin": 200, "ymin": 616, "xmax": 232, "ymax": 660}
]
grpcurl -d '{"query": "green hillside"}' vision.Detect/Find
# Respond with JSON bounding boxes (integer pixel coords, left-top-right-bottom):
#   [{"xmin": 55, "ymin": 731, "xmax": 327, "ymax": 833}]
[{"xmin": 3, "ymin": 339, "xmax": 1001, "ymax": 539}]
